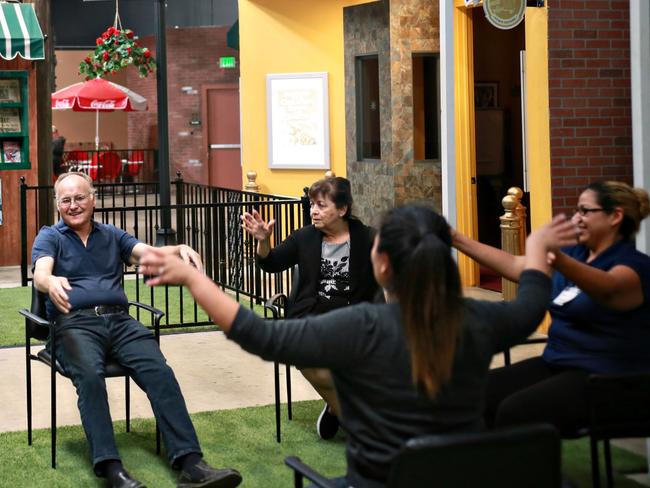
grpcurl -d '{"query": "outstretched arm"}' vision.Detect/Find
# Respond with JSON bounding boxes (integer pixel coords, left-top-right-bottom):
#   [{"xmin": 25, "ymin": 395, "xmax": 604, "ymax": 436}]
[
  {"xmin": 452, "ymin": 230, "xmax": 526, "ymax": 282},
  {"xmin": 139, "ymin": 248, "xmax": 238, "ymax": 331},
  {"xmin": 486, "ymin": 215, "xmax": 579, "ymax": 351},
  {"xmin": 33, "ymin": 256, "xmax": 72, "ymax": 313},
  {"xmin": 550, "ymin": 251, "xmax": 643, "ymax": 311},
  {"xmin": 130, "ymin": 243, "xmax": 203, "ymax": 272}
]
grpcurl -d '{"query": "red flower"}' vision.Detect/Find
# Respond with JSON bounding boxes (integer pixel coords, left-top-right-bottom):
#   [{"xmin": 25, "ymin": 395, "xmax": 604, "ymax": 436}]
[
  {"xmin": 127, "ymin": 47, "xmax": 132, "ymax": 55},
  {"xmin": 144, "ymin": 50, "xmax": 151, "ymax": 58},
  {"xmin": 102, "ymin": 32, "xmax": 110, "ymax": 40},
  {"xmin": 85, "ymin": 57, "xmax": 91, "ymax": 64},
  {"xmin": 126, "ymin": 31, "xmax": 134, "ymax": 39},
  {"xmin": 96, "ymin": 38, "xmax": 103, "ymax": 45},
  {"xmin": 102, "ymin": 52, "xmax": 109, "ymax": 61}
]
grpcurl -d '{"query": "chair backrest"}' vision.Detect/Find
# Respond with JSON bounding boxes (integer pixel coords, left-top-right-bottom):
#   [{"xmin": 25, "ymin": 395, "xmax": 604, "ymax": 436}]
[
  {"xmin": 100, "ymin": 151, "xmax": 122, "ymax": 179},
  {"xmin": 588, "ymin": 373, "xmax": 650, "ymax": 439},
  {"xmin": 126, "ymin": 150, "xmax": 144, "ymax": 176},
  {"xmin": 387, "ymin": 423, "xmax": 561, "ymax": 488},
  {"xmin": 27, "ymin": 284, "xmax": 50, "ymax": 341}
]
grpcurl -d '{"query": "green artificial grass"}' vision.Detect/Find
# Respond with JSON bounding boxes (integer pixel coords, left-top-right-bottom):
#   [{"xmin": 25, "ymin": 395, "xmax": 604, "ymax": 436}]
[
  {"xmin": 0, "ymin": 400, "xmax": 647, "ymax": 487},
  {"xmin": 0, "ymin": 282, "xmax": 265, "ymax": 348},
  {"xmin": 563, "ymin": 438, "xmax": 647, "ymax": 487},
  {"xmin": 0, "ymin": 401, "xmax": 345, "ymax": 488}
]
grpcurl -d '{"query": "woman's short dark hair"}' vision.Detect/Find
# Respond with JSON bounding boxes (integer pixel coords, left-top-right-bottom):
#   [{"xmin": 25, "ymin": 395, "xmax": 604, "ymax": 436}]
[
  {"xmin": 308, "ymin": 177, "xmax": 353, "ymax": 219},
  {"xmin": 377, "ymin": 205, "xmax": 464, "ymax": 400}
]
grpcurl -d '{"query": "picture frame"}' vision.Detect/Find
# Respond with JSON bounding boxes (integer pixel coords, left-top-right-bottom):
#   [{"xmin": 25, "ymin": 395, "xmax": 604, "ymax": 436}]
[
  {"xmin": 474, "ymin": 82, "xmax": 498, "ymax": 108},
  {"xmin": 266, "ymin": 72, "xmax": 330, "ymax": 169},
  {"xmin": 0, "ymin": 108, "xmax": 21, "ymax": 132},
  {"xmin": 0, "ymin": 79, "xmax": 21, "ymax": 103}
]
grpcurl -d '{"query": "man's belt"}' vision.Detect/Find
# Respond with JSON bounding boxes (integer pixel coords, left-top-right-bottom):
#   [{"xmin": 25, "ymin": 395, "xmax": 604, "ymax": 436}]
[{"xmin": 77, "ymin": 305, "xmax": 127, "ymax": 316}]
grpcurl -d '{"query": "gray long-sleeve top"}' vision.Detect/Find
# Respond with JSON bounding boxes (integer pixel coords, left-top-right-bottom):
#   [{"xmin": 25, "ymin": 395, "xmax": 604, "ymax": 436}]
[{"xmin": 228, "ymin": 270, "xmax": 551, "ymax": 485}]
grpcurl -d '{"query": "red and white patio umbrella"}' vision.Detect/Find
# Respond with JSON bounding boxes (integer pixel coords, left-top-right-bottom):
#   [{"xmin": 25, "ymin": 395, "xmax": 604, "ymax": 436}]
[{"xmin": 51, "ymin": 77, "xmax": 147, "ymax": 150}]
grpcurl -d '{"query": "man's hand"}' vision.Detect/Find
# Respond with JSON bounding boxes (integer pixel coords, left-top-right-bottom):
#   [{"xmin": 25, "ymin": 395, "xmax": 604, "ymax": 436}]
[
  {"xmin": 47, "ymin": 275, "xmax": 72, "ymax": 313},
  {"xmin": 140, "ymin": 247, "xmax": 200, "ymax": 288}
]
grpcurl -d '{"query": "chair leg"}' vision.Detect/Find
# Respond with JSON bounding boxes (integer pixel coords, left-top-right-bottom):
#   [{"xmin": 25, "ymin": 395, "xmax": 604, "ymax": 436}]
[
  {"xmin": 591, "ymin": 436, "xmax": 601, "ymax": 488},
  {"xmin": 286, "ymin": 364, "xmax": 292, "ymax": 421},
  {"xmin": 156, "ymin": 422, "xmax": 161, "ymax": 455},
  {"xmin": 294, "ymin": 471, "xmax": 304, "ymax": 488},
  {"xmin": 274, "ymin": 361, "xmax": 281, "ymax": 443},
  {"xmin": 125, "ymin": 377, "xmax": 130, "ymax": 433},
  {"xmin": 604, "ymin": 439, "xmax": 614, "ymax": 488},
  {"xmin": 51, "ymin": 352, "xmax": 57, "ymax": 469},
  {"xmin": 26, "ymin": 342, "xmax": 32, "ymax": 446}
]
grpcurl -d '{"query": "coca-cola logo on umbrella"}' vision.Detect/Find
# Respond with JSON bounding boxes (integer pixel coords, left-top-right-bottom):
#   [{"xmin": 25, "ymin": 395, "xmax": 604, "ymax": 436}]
[{"xmin": 90, "ymin": 100, "xmax": 117, "ymax": 109}]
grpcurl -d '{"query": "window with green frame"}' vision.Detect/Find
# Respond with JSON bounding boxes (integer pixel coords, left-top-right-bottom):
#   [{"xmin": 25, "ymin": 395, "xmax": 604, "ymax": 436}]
[{"xmin": 0, "ymin": 71, "xmax": 29, "ymax": 170}]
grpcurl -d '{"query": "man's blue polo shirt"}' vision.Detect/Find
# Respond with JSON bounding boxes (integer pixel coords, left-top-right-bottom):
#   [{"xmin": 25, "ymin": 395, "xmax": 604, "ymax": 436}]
[{"xmin": 32, "ymin": 220, "xmax": 140, "ymax": 318}]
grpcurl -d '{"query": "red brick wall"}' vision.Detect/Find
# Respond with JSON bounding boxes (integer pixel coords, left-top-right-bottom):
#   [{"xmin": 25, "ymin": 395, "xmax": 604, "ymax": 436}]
[
  {"xmin": 548, "ymin": 0, "xmax": 631, "ymax": 215},
  {"xmin": 127, "ymin": 26, "xmax": 239, "ymax": 184}
]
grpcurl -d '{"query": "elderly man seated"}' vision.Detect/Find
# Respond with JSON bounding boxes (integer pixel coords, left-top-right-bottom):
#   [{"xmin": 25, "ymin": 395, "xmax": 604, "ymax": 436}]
[{"xmin": 32, "ymin": 172, "xmax": 242, "ymax": 488}]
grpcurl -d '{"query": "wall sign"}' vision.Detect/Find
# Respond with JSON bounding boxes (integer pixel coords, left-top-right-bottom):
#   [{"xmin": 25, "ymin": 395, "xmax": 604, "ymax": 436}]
[
  {"xmin": 483, "ymin": 0, "xmax": 525, "ymax": 30},
  {"xmin": 266, "ymin": 72, "xmax": 330, "ymax": 170}
]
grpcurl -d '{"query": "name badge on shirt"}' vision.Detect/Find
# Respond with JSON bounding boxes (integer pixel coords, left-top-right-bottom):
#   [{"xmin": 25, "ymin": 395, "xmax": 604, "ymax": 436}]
[{"xmin": 552, "ymin": 285, "xmax": 581, "ymax": 306}]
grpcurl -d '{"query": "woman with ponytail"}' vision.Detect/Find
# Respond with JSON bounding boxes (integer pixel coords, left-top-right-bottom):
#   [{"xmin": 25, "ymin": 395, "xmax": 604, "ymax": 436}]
[
  {"xmin": 453, "ymin": 181, "xmax": 650, "ymax": 435},
  {"xmin": 139, "ymin": 205, "xmax": 576, "ymax": 487}
]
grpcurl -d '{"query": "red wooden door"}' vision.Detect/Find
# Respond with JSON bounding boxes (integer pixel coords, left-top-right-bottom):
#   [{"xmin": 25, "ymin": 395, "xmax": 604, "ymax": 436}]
[{"xmin": 204, "ymin": 84, "xmax": 241, "ymax": 189}]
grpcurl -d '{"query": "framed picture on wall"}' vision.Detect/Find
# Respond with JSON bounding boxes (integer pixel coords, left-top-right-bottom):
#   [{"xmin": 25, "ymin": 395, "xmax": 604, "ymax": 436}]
[
  {"xmin": 0, "ymin": 108, "xmax": 21, "ymax": 132},
  {"xmin": 266, "ymin": 72, "xmax": 330, "ymax": 169},
  {"xmin": 0, "ymin": 79, "xmax": 20, "ymax": 103},
  {"xmin": 474, "ymin": 82, "xmax": 498, "ymax": 108}
]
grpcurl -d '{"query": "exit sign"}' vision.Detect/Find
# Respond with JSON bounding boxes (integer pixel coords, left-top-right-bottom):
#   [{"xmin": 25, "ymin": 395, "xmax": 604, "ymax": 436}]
[{"xmin": 219, "ymin": 56, "xmax": 236, "ymax": 69}]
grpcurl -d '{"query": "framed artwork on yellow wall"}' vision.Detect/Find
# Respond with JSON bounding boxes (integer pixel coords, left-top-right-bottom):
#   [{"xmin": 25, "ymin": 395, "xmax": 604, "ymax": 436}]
[{"xmin": 266, "ymin": 72, "xmax": 330, "ymax": 170}]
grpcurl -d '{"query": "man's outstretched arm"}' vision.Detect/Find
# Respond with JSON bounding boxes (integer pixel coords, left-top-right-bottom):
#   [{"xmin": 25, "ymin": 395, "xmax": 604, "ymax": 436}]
[{"xmin": 33, "ymin": 256, "xmax": 72, "ymax": 313}]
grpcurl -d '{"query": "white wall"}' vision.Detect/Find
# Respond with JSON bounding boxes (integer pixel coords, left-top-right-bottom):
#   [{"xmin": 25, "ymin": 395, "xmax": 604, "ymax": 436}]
[{"xmin": 631, "ymin": 0, "xmax": 650, "ymax": 253}]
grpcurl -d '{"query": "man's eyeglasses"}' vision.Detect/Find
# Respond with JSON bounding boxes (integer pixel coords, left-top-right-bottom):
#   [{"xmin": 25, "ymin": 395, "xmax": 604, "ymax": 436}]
[
  {"xmin": 574, "ymin": 206, "xmax": 605, "ymax": 216},
  {"xmin": 57, "ymin": 193, "xmax": 91, "ymax": 207}
]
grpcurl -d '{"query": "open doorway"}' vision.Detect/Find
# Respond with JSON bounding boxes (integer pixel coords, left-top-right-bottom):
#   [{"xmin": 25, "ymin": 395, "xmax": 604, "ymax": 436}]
[{"xmin": 472, "ymin": 10, "xmax": 527, "ymax": 291}]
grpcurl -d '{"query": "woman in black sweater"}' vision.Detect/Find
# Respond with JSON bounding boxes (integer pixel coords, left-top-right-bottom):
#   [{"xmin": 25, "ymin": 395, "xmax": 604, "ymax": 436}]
[
  {"xmin": 241, "ymin": 176, "xmax": 379, "ymax": 439},
  {"xmin": 141, "ymin": 205, "xmax": 575, "ymax": 487}
]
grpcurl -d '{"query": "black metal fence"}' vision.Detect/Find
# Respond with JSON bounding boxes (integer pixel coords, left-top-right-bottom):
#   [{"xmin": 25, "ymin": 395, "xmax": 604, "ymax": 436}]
[{"xmin": 20, "ymin": 176, "xmax": 310, "ymax": 329}]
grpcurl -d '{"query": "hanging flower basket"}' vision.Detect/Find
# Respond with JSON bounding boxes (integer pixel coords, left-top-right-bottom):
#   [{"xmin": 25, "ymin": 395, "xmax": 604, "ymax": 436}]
[{"xmin": 79, "ymin": 26, "xmax": 155, "ymax": 79}]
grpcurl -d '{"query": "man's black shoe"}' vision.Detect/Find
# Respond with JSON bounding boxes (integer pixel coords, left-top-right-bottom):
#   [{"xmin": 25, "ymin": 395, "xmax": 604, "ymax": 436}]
[
  {"xmin": 316, "ymin": 403, "xmax": 339, "ymax": 440},
  {"xmin": 110, "ymin": 469, "xmax": 146, "ymax": 488},
  {"xmin": 177, "ymin": 460, "xmax": 242, "ymax": 488}
]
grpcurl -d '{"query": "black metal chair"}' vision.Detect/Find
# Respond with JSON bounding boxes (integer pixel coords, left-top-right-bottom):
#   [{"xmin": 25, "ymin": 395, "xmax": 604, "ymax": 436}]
[
  {"xmin": 21, "ymin": 284, "xmax": 164, "ymax": 468},
  {"xmin": 263, "ymin": 266, "xmax": 299, "ymax": 443},
  {"xmin": 586, "ymin": 373, "xmax": 650, "ymax": 488},
  {"xmin": 285, "ymin": 423, "xmax": 562, "ymax": 488},
  {"xmin": 504, "ymin": 339, "xmax": 650, "ymax": 488}
]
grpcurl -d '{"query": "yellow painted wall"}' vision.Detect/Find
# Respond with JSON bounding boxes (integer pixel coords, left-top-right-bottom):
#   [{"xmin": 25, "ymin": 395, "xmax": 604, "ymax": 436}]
[
  {"xmin": 524, "ymin": 7, "xmax": 552, "ymax": 229},
  {"xmin": 239, "ymin": 0, "xmax": 376, "ymax": 197}
]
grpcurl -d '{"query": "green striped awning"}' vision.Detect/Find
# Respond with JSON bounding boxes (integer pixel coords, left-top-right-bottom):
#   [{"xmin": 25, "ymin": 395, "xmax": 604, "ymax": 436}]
[{"xmin": 0, "ymin": 3, "xmax": 44, "ymax": 60}]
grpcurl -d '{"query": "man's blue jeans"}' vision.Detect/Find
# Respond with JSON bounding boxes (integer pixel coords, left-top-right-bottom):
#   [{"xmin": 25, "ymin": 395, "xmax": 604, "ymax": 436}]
[{"xmin": 53, "ymin": 309, "xmax": 201, "ymax": 473}]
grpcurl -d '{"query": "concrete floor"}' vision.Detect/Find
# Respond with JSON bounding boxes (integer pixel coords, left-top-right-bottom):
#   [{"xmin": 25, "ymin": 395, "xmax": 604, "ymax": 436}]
[{"xmin": 0, "ymin": 330, "xmax": 320, "ymax": 433}]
